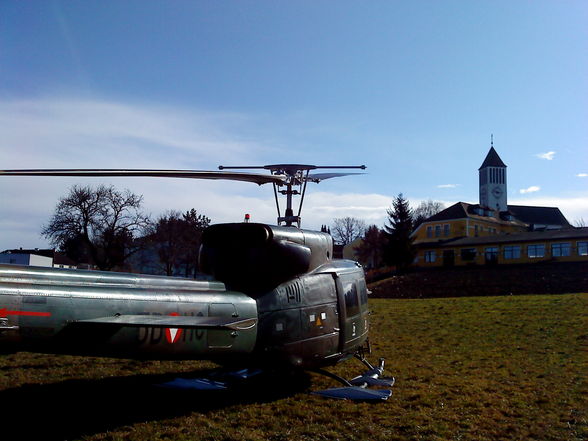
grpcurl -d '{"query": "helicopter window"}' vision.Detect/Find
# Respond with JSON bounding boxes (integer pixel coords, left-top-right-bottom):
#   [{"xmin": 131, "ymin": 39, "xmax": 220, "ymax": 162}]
[
  {"xmin": 344, "ymin": 281, "xmax": 360, "ymax": 317},
  {"xmin": 358, "ymin": 279, "xmax": 368, "ymax": 305}
]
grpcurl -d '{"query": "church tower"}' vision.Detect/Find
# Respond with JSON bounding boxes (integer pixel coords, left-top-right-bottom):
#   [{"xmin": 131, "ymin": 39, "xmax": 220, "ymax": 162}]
[{"xmin": 479, "ymin": 139, "xmax": 507, "ymax": 211}]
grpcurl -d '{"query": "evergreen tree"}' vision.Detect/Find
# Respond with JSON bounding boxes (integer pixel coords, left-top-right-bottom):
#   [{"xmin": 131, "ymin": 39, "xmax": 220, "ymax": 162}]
[{"xmin": 383, "ymin": 193, "xmax": 415, "ymax": 271}]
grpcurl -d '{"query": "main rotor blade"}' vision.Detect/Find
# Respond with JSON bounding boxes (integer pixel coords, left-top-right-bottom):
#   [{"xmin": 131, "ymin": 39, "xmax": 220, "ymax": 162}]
[
  {"xmin": 0, "ymin": 169, "xmax": 287, "ymax": 186},
  {"xmin": 306, "ymin": 172, "xmax": 366, "ymax": 183},
  {"xmin": 220, "ymin": 164, "xmax": 366, "ymax": 172}
]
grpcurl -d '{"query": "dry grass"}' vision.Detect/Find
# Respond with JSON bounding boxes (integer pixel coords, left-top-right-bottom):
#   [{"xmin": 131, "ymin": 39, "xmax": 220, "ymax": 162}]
[{"xmin": 0, "ymin": 293, "xmax": 586, "ymax": 441}]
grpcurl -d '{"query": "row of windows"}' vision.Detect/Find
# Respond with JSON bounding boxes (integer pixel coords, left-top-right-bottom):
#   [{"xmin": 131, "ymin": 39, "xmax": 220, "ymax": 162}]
[
  {"xmin": 426, "ymin": 224, "xmax": 451, "ymax": 238},
  {"xmin": 423, "ymin": 241, "xmax": 588, "ymax": 263},
  {"xmin": 473, "ymin": 225, "xmax": 497, "ymax": 236},
  {"xmin": 425, "ymin": 223, "xmax": 500, "ymax": 239}
]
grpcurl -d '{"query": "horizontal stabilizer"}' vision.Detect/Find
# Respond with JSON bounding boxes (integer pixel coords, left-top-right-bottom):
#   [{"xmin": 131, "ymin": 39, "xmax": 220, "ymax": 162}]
[
  {"xmin": 74, "ymin": 315, "xmax": 257, "ymax": 330},
  {"xmin": 313, "ymin": 387, "xmax": 392, "ymax": 401}
]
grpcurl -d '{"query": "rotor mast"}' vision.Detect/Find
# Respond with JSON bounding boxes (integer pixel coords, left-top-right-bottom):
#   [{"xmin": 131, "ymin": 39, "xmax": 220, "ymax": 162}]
[{"xmin": 219, "ymin": 164, "xmax": 366, "ymax": 227}]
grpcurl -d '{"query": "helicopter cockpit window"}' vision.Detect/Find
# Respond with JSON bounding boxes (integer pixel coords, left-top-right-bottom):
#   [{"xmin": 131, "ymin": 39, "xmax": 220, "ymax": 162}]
[
  {"xmin": 344, "ymin": 281, "xmax": 360, "ymax": 317},
  {"xmin": 358, "ymin": 279, "xmax": 368, "ymax": 305}
]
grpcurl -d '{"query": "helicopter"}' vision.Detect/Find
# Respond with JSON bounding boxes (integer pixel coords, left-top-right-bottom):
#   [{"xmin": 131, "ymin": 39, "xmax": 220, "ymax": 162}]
[{"xmin": 0, "ymin": 164, "xmax": 394, "ymax": 401}]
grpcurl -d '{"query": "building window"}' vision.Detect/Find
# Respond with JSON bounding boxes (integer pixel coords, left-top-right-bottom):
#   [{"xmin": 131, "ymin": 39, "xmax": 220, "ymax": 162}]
[
  {"xmin": 578, "ymin": 242, "xmax": 588, "ymax": 256},
  {"xmin": 444, "ymin": 224, "xmax": 450, "ymax": 237},
  {"xmin": 503, "ymin": 245, "xmax": 521, "ymax": 260},
  {"xmin": 426, "ymin": 226, "xmax": 433, "ymax": 238},
  {"xmin": 484, "ymin": 247, "xmax": 498, "ymax": 259},
  {"xmin": 485, "ymin": 247, "xmax": 498, "ymax": 263},
  {"xmin": 527, "ymin": 244, "xmax": 545, "ymax": 258},
  {"xmin": 474, "ymin": 225, "xmax": 479, "ymax": 237},
  {"xmin": 424, "ymin": 251, "xmax": 436, "ymax": 263},
  {"xmin": 435, "ymin": 225, "xmax": 441, "ymax": 237},
  {"xmin": 460, "ymin": 248, "xmax": 477, "ymax": 261},
  {"xmin": 551, "ymin": 242, "xmax": 571, "ymax": 257}
]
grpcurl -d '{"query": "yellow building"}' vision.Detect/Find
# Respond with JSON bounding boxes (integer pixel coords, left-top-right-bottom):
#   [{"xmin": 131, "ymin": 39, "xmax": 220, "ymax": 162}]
[
  {"xmin": 416, "ymin": 226, "xmax": 588, "ymax": 267},
  {"xmin": 413, "ymin": 146, "xmax": 586, "ymax": 267}
]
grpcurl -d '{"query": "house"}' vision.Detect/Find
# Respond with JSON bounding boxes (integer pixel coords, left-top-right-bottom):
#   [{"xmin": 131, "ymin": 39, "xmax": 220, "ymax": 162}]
[
  {"xmin": 0, "ymin": 248, "xmax": 54, "ymax": 267},
  {"xmin": 413, "ymin": 145, "xmax": 585, "ymax": 267},
  {"xmin": 0, "ymin": 248, "xmax": 85, "ymax": 269}
]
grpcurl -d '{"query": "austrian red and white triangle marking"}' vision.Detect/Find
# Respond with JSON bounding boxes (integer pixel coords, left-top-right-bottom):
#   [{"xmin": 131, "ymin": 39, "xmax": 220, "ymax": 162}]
[{"xmin": 165, "ymin": 313, "xmax": 183, "ymax": 344}]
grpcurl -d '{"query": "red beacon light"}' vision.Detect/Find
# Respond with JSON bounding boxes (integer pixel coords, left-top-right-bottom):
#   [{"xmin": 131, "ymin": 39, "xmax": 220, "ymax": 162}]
[{"xmin": 244, "ymin": 213, "xmax": 250, "ymax": 223}]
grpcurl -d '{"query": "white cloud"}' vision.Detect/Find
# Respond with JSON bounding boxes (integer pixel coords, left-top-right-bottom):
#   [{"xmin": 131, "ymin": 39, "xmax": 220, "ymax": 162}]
[
  {"xmin": 536, "ymin": 151, "xmax": 556, "ymax": 160},
  {"xmin": 0, "ymin": 97, "xmax": 279, "ymax": 249},
  {"xmin": 576, "ymin": 173, "xmax": 587, "ymax": 178},
  {"xmin": 519, "ymin": 186, "xmax": 541, "ymax": 194},
  {"xmin": 437, "ymin": 184, "xmax": 459, "ymax": 189},
  {"xmin": 0, "ymin": 98, "xmax": 271, "ymax": 169},
  {"xmin": 0, "ymin": 97, "xmax": 393, "ymax": 249}
]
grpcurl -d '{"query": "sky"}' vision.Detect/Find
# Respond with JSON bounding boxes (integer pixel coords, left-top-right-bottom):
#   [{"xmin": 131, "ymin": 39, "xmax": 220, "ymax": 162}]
[{"xmin": 1, "ymin": 0, "xmax": 587, "ymax": 250}]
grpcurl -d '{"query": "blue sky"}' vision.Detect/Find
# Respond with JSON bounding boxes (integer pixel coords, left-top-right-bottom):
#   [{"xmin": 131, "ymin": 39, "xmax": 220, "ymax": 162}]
[{"xmin": 1, "ymin": 1, "xmax": 587, "ymax": 249}]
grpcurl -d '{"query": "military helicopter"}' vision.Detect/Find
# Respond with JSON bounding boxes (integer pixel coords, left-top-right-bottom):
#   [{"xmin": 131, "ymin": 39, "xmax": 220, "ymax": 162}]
[{"xmin": 0, "ymin": 164, "xmax": 394, "ymax": 400}]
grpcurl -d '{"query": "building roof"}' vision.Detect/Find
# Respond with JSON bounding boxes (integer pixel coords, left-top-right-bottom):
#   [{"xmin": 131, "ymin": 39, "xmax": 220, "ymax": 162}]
[
  {"xmin": 508, "ymin": 205, "xmax": 571, "ymax": 228},
  {"xmin": 419, "ymin": 227, "xmax": 588, "ymax": 249},
  {"xmin": 479, "ymin": 147, "xmax": 506, "ymax": 169},
  {"xmin": 422, "ymin": 202, "xmax": 526, "ymax": 227},
  {"xmin": 418, "ymin": 202, "xmax": 570, "ymax": 231},
  {"xmin": 426, "ymin": 202, "xmax": 469, "ymax": 222}
]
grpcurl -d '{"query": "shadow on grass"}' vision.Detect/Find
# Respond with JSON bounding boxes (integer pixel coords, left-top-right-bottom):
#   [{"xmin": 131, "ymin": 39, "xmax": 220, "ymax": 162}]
[{"xmin": 0, "ymin": 369, "xmax": 311, "ymax": 441}]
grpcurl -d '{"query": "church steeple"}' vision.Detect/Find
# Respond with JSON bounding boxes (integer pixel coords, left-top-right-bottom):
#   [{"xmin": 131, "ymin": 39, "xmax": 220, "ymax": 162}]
[{"xmin": 479, "ymin": 138, "xmax": 507, "ymax": 211}]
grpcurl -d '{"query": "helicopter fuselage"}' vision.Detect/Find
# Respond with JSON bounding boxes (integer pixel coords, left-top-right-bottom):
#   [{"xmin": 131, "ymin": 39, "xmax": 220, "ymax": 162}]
[{"xmin": 0, "ymin": 223, "xmax": 369, "ymax": 370}]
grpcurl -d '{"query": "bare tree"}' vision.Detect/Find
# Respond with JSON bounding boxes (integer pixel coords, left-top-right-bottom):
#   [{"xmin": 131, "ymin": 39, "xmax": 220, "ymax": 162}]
[
  {"xmin": 331, "ymin": 217, "xmax": 366, "ymax": 245},
  {"xmin": 574, "ymin": 218, "xmax": 587, "ymax": 227},
  {"xmin": 148, "ymin": 210, "xmax": 186, "ymax": 276},
  {"xmin": 412, "ymin": 199, "xmax": 445, "ymax": 229},
  {"xmin": 42, "ymin": 185, "xmax": 150, "ymax": 270},
  {"xmin": 354, "ymin": 225, "xmax": 385, "ymax": 268},
  {"xmin": 179, "ymin": 208, "xmax": 211, "ymax": 278},
  {"xmin": 148, "ymin": 209, "xmax": 210, "ymax": 277}
]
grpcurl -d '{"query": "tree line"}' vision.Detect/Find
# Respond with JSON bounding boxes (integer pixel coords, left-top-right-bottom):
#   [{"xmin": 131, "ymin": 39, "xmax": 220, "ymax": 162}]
[
  {"xmin": 42, "ymin": 185, "xmax": 209, "ymax": 276},
  {"xmin": 330, "ymin": 196, "xmax": 444, "ymax": 271},
  {"xmin": 42, "ymin": 185, "xmax": 442, "ymax": 275}
]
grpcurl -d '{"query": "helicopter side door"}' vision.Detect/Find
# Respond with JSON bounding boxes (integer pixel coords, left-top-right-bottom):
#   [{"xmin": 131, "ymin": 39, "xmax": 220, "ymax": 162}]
[{"xmin": 335, "ymin": 271, "xmax": 369, "ymax": 354}]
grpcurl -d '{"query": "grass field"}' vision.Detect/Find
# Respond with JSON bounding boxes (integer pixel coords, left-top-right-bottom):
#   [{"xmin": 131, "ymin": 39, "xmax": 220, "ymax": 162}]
[{"xmin": 1, "ymin": 293, "xmax": 586, "ymax": 441}]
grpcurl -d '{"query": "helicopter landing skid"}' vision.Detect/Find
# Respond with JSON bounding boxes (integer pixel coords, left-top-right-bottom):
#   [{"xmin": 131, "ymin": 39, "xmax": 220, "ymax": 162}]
[
  {"xmin": 158, "ymin": 367, "xmax": 264, "ymax": 391},
  {"xmin": 311, "ymin": 357, "xmax": 395, "ymax": 402},
  {"xmin": 157, "ymin": 358, "xmax": 394, "ymax": 402}
]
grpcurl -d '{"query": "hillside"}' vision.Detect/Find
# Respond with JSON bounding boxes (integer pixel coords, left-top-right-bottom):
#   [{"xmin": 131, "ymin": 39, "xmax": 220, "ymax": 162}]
[{"xmin": 369, "ymin": 261, "xmax": 588, "ymax": 298}]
